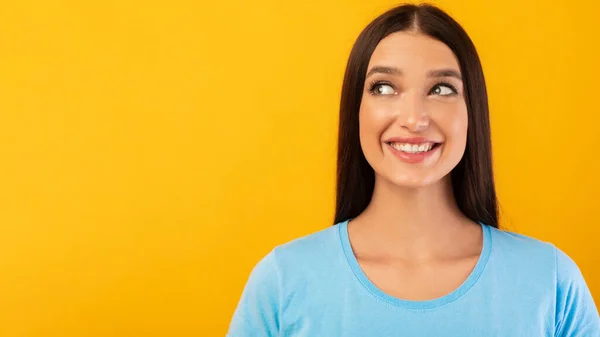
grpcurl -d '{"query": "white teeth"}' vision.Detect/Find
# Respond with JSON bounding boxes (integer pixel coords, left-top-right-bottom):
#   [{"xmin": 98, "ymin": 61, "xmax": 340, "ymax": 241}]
[{"xmin": 389, "ymin": 142, "xmax": 435, "ymax": 154}]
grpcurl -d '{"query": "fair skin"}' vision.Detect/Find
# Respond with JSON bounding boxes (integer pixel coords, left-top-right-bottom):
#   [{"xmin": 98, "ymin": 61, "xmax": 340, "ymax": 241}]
[{"xmin": 348, "ymin": 31, "xmax": 483, "ymax": 301}]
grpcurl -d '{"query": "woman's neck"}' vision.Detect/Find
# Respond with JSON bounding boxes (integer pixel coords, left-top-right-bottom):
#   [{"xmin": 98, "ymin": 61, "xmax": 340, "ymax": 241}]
[{"xmin": 349, "ymin": 175, "xmax": 479, "ymax": 261}]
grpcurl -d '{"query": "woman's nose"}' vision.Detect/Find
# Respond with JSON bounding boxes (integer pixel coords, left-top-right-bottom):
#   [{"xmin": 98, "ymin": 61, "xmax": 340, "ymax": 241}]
[{"xmin": 396, "ymin": 91, "xmax": 430, "ymax": 132}]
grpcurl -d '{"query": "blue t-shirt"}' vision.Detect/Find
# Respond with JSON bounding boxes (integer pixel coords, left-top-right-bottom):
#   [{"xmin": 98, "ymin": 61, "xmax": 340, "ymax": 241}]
[{"xmin": 228, "ymin": 221, "xmax": 600, "ymax": 336}]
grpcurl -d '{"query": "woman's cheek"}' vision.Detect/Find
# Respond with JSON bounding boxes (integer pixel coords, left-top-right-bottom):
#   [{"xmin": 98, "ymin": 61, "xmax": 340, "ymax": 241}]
[
  {"xmin": 434, "ymin": 103, "xmax": 468, "ymax": 141},
  {"xmin": 360, "ymin": 102, "xmax": 390, "ymax": 134}
]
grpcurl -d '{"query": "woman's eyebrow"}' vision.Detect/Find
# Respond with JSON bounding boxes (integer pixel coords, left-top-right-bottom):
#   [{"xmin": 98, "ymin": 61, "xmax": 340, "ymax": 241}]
[
  {"xmin": 365, "ymin": 66, "xmax": 462, "ymax": 81},
  {"xmin": 427, "ymin": 69, "xmax": 462, "ymax": 80},
  {"xmin": 366, "ymin": 66, "xmax": 402, "ymax": 78}
]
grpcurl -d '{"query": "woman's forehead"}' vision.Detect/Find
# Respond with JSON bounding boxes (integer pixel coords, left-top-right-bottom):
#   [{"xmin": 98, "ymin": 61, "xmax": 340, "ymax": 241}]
[{"xmin": 368, "ymin": 32, "xmax": 460, "ymax": 71}]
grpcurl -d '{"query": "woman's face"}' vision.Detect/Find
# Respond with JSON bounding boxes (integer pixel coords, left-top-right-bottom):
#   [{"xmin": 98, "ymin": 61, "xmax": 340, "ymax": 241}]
[{"xmin": 359, "ymin": 31, "xmax": 468, "ymax": 188}]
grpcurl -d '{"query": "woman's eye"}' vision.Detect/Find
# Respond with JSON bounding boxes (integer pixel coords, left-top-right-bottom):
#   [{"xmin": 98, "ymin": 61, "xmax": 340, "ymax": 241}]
[
  {"xmin": 430, "ymin": 83, "xmax": 457, "ymax": 96},
  {"xmin": 372, "ymin": 83, "xmax": 395, "ymax": 95}
]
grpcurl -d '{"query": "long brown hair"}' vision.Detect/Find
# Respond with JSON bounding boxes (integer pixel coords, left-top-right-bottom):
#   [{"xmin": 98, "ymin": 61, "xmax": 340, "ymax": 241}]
[{"xmin": 334, "ymin": 4, "xmax": 498, "ymax": 228}]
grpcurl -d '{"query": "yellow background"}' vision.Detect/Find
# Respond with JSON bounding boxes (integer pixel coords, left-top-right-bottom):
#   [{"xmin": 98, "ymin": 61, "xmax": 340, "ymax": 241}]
[{"xmin": 0, "ymin": 0, "xmax": 598, "ymax": 335}]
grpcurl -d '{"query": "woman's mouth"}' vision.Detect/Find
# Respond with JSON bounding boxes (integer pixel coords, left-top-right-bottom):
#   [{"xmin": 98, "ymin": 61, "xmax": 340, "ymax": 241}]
[
  {"xmin": 386, "ymin": 141, "xmax": 441, "ymax": 154},
  {"xmin": 385, "ymin": 141, "xmax": 442, "ymax": 163}
]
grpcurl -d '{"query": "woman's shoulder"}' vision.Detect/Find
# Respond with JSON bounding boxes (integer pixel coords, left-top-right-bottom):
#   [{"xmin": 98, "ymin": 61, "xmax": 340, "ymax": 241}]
[
  {"xmin": 269, "ymin": 222, "xmax": 343, "ymax": 268},
  {"xmin": 241, "ymin": 223, "xmax": 346, "ymax": 296},
  {"xmin": 487, "ymin": 225, "xmax": 588, "ymax": 284},
  {"xmin": 489, "ymin": 226, "xmax": 600, "ymax": 334},
  {"xmin": 230, "ymin": 224, "xmax": 343, "ymax": 335},
  {"xmin": 488, "ymin": 225, "xmax": 557, "ymax": 258}
]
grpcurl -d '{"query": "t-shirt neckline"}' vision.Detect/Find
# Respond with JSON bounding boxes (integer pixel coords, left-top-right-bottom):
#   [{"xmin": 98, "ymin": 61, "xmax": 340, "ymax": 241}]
[{"xmin": 338, "ymin": 219, "xmax": 492, "ymax": 310}]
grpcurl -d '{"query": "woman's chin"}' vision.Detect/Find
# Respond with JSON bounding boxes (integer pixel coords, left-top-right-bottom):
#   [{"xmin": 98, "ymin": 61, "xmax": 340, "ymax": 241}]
[{"xmin": 382, "ymin": 171, "xmax": 448, "ymax": 189}]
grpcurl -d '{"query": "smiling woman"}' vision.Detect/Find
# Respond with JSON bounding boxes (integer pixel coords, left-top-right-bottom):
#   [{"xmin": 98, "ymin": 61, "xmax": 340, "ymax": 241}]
[
  {"xmin": 359, "ymin": 32, "xmax": 469, "ymax": 192},
  {"xmin": 227, "ymin": 3, "xmax": 600, "ymax": 336}
]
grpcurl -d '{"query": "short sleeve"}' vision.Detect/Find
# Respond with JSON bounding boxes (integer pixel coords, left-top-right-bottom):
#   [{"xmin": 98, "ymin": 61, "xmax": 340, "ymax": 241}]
[
  {"xmin": 227, "ymin": 250, "xmax": 281, "ymax": 337},
  {"xmin": 554, "ymin": 247, "xmax": 600, "ymax": 337}
]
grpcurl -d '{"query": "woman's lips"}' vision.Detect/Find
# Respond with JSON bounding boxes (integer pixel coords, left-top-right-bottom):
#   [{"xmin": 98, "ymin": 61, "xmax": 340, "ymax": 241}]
[{"xmin": 385, "ymin": 141, "xmax": 442, "ymax": 164}]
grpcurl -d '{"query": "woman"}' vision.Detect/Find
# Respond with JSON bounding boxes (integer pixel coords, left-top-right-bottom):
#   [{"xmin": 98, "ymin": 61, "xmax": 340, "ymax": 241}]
[{"xmin": 228, "ymin": 4, "xmax": 599, "ymax": 336}]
